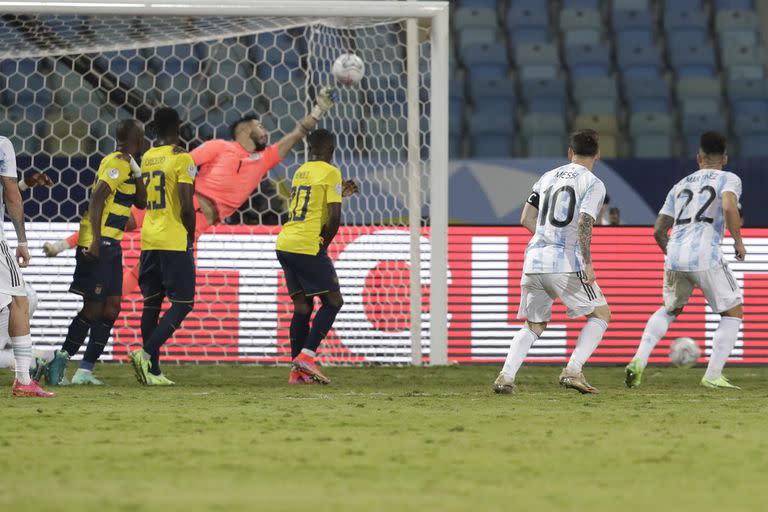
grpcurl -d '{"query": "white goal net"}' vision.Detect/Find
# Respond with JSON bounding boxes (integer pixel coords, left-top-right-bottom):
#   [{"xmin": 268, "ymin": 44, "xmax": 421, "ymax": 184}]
[{"xmin": 1, "ymin": 1, "xmax": 449, "ymax": 365}]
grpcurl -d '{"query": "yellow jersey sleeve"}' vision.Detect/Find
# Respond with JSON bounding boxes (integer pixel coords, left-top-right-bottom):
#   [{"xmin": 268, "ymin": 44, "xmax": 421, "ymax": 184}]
[
  {"xmin": 325, "ymin": 166, "xmax": 342, "ymax": 204},
  {"xmin": 175, "ymin": 152, "xmax": 197, "ymax": 186},
  {"xmin": 97, "ymin": 154, "xmax": 131, "ymax": 190}
]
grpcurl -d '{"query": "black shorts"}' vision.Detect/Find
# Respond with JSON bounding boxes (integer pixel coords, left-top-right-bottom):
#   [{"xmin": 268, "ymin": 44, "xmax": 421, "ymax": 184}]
[
  {"xmin": 70, "ymin": 241, "xmax": 123, "ymax": 300},
  {"xmin": 276, "ymin": 249, "xmax": 339, "ymax": 297},
  {"xmin": 139, "ymin": 249, "xmax": 196, "ymax": 303}
]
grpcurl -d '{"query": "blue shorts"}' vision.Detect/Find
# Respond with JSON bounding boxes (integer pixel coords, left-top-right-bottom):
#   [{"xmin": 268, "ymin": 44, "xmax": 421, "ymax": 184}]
[
  {"xmin": 276, "ymin": 249, "xmax": 339, "ymax": 297},
  {"xmin": 139, "ymin": 249, "xmax": 196, "ymax": 303},
  {"xmin": 70, "ymin": 240, "xmax": 123, "ymax": 300}
]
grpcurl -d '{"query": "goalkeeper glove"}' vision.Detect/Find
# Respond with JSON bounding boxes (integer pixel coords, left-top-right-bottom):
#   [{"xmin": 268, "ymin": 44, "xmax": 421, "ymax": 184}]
[
  {"xmin": 311, "ymin": 86, "xmax": 335, "ymax": 120},
  {"xmin": 130, "ymin": 156, "xmax": 142, "ymax": 179}
]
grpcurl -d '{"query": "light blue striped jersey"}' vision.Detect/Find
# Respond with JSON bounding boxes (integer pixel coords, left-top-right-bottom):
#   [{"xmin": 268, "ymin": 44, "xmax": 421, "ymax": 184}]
[
  {"xmin": 0, "ymin": 137, "xmax": 18, "ymax": 242},
  {"xmin": 523, "ymin": 163, "xmax": 606, "ymax": 274},
  {"xmin": 660, "ymin": 168, "xmax": 742, "ymax": 272}
]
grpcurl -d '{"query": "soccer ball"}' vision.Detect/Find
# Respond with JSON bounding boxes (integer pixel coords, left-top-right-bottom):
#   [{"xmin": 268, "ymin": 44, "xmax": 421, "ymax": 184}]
[
  {"xmin": 332, "ymin": 53, "xmax": 365, "ymax": 85},
  {"xmin": 669, "ymin": 337, "xmax": 701, "ymax": 368}
]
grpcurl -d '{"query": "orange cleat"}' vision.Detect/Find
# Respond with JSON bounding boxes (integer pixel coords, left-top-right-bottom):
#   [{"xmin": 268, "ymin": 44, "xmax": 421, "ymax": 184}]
[
  {"xmin": 292, "ymin": 353, "xmax": 331, "ymax": 385},
  {"xmin": 288, "ymin": 370, "xmax": 315, "ymax": 385},
  {"xmin": 12, "ymin": 379, "xmax": 55, "ymax": 398}
]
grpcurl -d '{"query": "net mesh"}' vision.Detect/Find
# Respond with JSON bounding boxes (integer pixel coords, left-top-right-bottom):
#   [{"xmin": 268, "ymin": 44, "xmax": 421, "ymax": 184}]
[{"xmin": 1, "ymin": 14, "xmax": 433, "ymax": 364}]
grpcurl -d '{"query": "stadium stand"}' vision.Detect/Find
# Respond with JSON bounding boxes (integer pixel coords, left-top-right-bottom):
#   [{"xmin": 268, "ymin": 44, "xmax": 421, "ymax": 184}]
[{"xmin": 454, "ymin": 0, "xmax": 768, "ymax": 157}]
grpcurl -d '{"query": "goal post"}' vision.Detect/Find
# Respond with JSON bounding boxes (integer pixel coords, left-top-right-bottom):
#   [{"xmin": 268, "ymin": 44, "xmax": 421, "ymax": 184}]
[{"xmin": 1, "ymin": 0, "xmax": 450, "ymax": 365}]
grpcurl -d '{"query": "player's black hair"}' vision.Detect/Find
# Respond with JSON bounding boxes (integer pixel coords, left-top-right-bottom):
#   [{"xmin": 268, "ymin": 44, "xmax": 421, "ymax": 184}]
[
  {"xmin": 152, "ymin": 107, "xmax": 181, "ymax": 138},
  {"xmin": 700, "ymin": 131, "xmax": 727, "ymax": 156},
  {"xmin": 116, "ymin": 119, "xmax": 140, "ymax": 143},
  {"xmin": 230, "ymin": 114, "xmax": 260, "ymax": 139},
  {"xmin": 569, "ymin": 128, "xmax": 599, "ymax": 157},
  {"xmin": 308, "ymin": 129, "xmax": 336, "ymax": 156}
]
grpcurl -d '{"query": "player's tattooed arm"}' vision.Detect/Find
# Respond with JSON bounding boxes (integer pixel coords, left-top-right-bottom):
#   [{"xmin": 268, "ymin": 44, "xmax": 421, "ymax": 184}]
[
  {"xmin": 320, "ymin": 203, "xmax": 342, "ymax": 250},
  {"xmin": 578, "ymin": 212, "xmax": 596, "ymax": 285},
  {"xmin": 653, "ymin": 214, "xmax": 674, "ymax": 255},
  {"xmin": 1, "ymin": 176, "xmax": 29, "ymax": 267}
]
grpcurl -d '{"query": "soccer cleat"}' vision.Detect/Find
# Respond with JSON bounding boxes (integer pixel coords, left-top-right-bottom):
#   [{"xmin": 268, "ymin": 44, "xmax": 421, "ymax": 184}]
[
  {"xmin": 30, "ymin": 357, "xmax": 48, "ymax": 382},
  {"xmin": 42, "ymin": 242, "xmax": 59, "ymax": 257},
  {"xmin": 624, "ymin": 359, "xmax": 644, "ymax": 388},
  {"xmin": 12, "ymin": 379, "xmax": 55, "ymax": 398},
  {"xmin": 288, "ymin": 370, "xmax": 315, "ymax": 385},
  {"xmin": 70, "ymin": 369, "xmax": 104, "ymax": 386},
  {"xmin": 146, "ymin": 373, "xmax": 175, "ymax": 386},
  {"xmin": 559, "ymin": 368, "xmax": 598, "ymax": 394},
  {"xmin": 493, "ymin": 373, "xmax": 516, "ymax": 394},
  {"xmin": 128, "ymin": 349, "xmax": 151, "ymax": 385},
  {"xmin": 46, "ymin": 350, "xmax": 70, "ymax": 386},
  {"xmin": 701, "ymin": 376, "xmax": 741, "ymax": 390},
  {"xmin": 292, "ymin": 353, "xmax": 331, "ymax": 385}
]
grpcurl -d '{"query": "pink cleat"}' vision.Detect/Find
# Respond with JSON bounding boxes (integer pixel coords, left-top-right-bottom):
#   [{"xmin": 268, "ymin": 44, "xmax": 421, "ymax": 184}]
[
  {"xmin": 288, "ymin": 370, "xmax": 316, "ymax": 385},
  {"xmin": 292, "ymin": 353, "xmax": 331, "ymax": 385},
  {"xmin": 12, "ymin": 379, "xmax": 55, "ymax": 398}
]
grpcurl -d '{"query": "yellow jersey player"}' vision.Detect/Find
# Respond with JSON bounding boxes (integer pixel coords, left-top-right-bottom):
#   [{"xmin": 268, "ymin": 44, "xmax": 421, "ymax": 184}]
[
  {"xmin": 128, "ymin": 108, "xmax": 197, "ymax": 386},
  {"xmin": 45, "ymin": 120, "xmax": 147, "ymax": 387},
  {"xmin": 276, "ymin": 129, "xmax": 354, "ymax": 385}
]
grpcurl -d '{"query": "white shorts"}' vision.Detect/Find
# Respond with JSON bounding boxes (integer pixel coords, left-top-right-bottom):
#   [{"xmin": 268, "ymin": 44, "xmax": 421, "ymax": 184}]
[
  {"xmin": 663, "ymin": 262, "xmax": 742, "ymax": 313},
  {"xmin": 517, "ymin": 272, "xmax": 608, "ymax": 323},
  {"xmin": 0, "ymin": 240, "xmax": 25, "ymax": 297}
]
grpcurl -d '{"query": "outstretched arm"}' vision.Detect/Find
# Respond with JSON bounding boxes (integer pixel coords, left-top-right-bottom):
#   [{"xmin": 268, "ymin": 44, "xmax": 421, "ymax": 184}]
[
  {"xmin": 276, "ymin": 86, "xmax": 335, "ymax": 158},
  {"xmin": 653, "ymin": 214, "xmax": 674, "ymax": 255},
  {"xmin": 577, "ymin": 212, "xmax": 596, "ymax": 285}
]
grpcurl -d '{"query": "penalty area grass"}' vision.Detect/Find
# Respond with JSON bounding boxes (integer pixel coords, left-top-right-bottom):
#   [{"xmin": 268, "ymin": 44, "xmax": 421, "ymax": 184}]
[{"xmin": 1, "ymin": 365, "xmax": 767, "ymax": 511}]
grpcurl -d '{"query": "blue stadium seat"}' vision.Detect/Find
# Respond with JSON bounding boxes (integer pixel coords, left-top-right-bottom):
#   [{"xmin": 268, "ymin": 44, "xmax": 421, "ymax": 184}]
[
  {"xmin": 562, "ymin": 0, "xmax": 600, "ymax": 7},
  {"xmin": 506, "ymin": 3, "xmax": 548, "ymax": 31},
  {"xmin": 471, "ymin": 135, "xmax": 514, "ymax": 158},
  {"xmin": 670, "ymin": 43, "xmax": 717, "ymax": 76},
  {"xmin": 510, "ymin": 28, "xmax": 550, "ymax": 46},
  {"xmin": 613, "ymin": 0, "xmax": 650, "ymax": 9},
  {"xmin": 628, "ymin": 97, "xmax": 670, "ymax": 113},
  {"xmin": 573, "ymin": 77, "xmax": 619, "ymax": 100},
  {"xmin": 680, "ymin": 98, "xmax": 721, "ymax": 114},
  {"xmin": 731, "ymin": 99, "xmax": 768, "ymax": 114},
  {"xmin": 630, "ymin": 112, "xmax": 674, "ymax": 134},
  {"xmin": 515, "ymin": 42, "xmax": 559, "ymax": 66},
  {"xmin": 721, "ymin": 44, "xmax": 764, "ymax": 66},
  {"xmin": 526, "ymin": 98, "xmax": 567, "ymax": 114},
  {"xmin": 662, "ymin": 0, "xmax": 702, "ymax": 10},
  {"xmin": 715, "ymin": 9, "xmax": 760, "ymax": 31},
  {"xmin": 454, "ymin": 7, "xmax": 497, "ymax": 30},
  {"xmin": 713, "ymin": 0, "xmax": 753, "ymax": 9},
  {"xmin": 667, "ymin": 29, "xmax": 708, "ymax": 48},
  {"xmin": 676, "ymin": 77, "xmax": 722, "ymax": 99},
  {"xmin": 615, "ymin": 29, "xmax": 655, "ymax": 47},
  {"xmin": 521, "ymin": 113, "xmax": 567, "ymax": 134},
  {"xmin": 682, "ymin": 113, "xmax": 728, "ymax": 136},
  {"xmin": 519, "ymin": 65, "xmax": 559, "ymax": 80},
  {"xmin": 734, "ymin": 113, "xmax": 768, "ymax": 135},
  {"xmin": 560, "ymin": 8, "xmax": 602, "ymax": 30},
  {"xmin": 565, "ymin": 43, "xmax": 611, "ymax": 77},
  {"xmin": 469, "ymin": 111, "xmax": 514, "ymax": 135},
  {"xmin": 664, "ymin": 9, "xmax": 707, "ymax": 31},
  {"xmin": 469, "ymin": 76, "xmax": 515, "ymax": 101},
  {"xmin": 632, "ymin": 135, "xmax": 674, "ymax": 157},
  {"xmin": 577, "ymin": 98, "xmax": 619, "ymax": 115},
  {"xmin": 623, "ymin": 66, "xmax": 663, "ymax": 80},
  {"xmin": 726, "ymin": 65, "xmax": 765, "ymax": 80},
  {"xmin": 564, "ymin": 29, "xmax": 601, "ymax": 46},
  {"xmin": 526, "ymin": 135, "xmax": 567, "ymax": 157},
  {"xmin": 617, "ymin": 44, "xmax": 662, "ymax": 68},
  {"xmin": 462, "ymin": 43, "xmax": 509, "ymax": 79},
  {"xmin": 727, "ymin": 79, "xmax": 768, "ymax": 113},
  {"xmin": 457, "ymin": 0, "xmax": 497, "ymax": 7},
  {"xmin": 613, "ymin": 9, "xmax": 655, "ymax": 31},
  {"xmin": 718, "ymin": 29, "xmax": 758, "ymax": 46},
  {"xmin": 520, "ymin": 78, "xmax": 567, "ymax": 101},
  {"xmin": 458, "ymin": 28, "xmax": 498, "ymax": 47}
]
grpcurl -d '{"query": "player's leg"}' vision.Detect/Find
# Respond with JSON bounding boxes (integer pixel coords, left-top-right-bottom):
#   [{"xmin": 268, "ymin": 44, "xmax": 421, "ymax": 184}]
[
  {"xmin": 558, "ymin": 272, "xmax": 610, "ymax": 394},
  {"xmin": 0, "ymin": 305, "xmax": 13, "ymax": 368},
  {"xmin": 287, "ymin": 293, "xmax": 314, "ymax": 384},
  {"xmin": 625, "ymin": 270, "xmax": 692, "ymax": 388},
  {"xmin": 9, "ymin": 293, "xmax": 53, "ymax": 397},
  {"xmin": 700, "ymin": 264, "xmax": 743, "ymax": 389},
  {"xmin": 129, "ymin": 251, "xmax": 162, "ymax": 384},
  {"xmin": 140, "ymin": 251, "xmax": 195, "ymax": 384},
  {"xmin": 494, "ymin": 273, "xmax": 551, "ymax": 394}
]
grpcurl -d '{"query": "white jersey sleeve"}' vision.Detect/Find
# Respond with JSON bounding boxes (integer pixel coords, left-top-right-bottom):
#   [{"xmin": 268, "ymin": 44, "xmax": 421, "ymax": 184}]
[
  {"xmin": 579, "ymin": 177, "xmax": 606, "ymax": 221},
  {"xmin": 0, "ymin": 138, "xmax": 17, "ymax": 179},
  {"xmin": 659, "ymin": 188, "xmax": 676, "ymax": 218},
  {"xmin": 722, "ymin": 173, "xmax": 742, "ymax": 198}
]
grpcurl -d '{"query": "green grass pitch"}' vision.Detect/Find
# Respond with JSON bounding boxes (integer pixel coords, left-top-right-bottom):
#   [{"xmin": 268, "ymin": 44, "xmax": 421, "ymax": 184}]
[{"xmin": 2, "ymin": 364, "xmax": 767, "ymax": 511}]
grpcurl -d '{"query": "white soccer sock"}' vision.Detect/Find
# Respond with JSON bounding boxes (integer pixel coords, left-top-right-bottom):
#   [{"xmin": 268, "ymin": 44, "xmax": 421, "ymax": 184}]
[
  {"xmin": 501, "ymin": 327, "xmax": 538, "ymax": 379},
  {"xmin": 635, "ymin": 307, "xmax": 676, "ymax": 367},
  {"xmin": 11, "ymin": 334, "xmax": 33, "ymax": 385},
  {"xmin": 566, "ymin": 318, "xmax": 608, "ymax": 374},
  {"xmin": 0, "ymin": 349, "xmax": 15, "ymax": 369},
  {"xmin": 704, "ymin": 316, "xmax": 742, "ymax": 381},
  {"xmin": 301, "ymin": 348, "xmax": 316, "ymax": 358}
]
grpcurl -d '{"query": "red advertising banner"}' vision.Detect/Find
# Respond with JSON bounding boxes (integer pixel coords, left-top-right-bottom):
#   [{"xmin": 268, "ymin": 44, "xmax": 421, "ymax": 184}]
[{"xmin": 27, "ymin": 224, "xmax": 768, "ymax": 365}]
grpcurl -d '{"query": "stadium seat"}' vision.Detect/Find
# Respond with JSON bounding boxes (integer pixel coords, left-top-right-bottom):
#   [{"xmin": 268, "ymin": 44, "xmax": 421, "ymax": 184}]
[
  {"xmin": 565, "ymin": 43, "xmax": 611, "ymax": 77},
  {"xmin": 454, "ymin": 8, "xmax": 497, "ymax": 30},
  {"xmin": 632, "ymin": 135, "xmax": 674, "ymax": 158},
  {"xmin": 615, "ymin": 29, "xmax": 655, "ymax": 47},
  {"xmin": 573, "ymin": 114, "xmax": 618, "ymax": 134},
  {"xmin": 727, "ymin": 79, "xmax": 768, "ymax": 114},
  {"xmin": 721, "ymin": 44, "xmax": 764, "ymax": 66},
  {"xmin": 682, "ymin": 113, "xmax": 728, "ymax": 136},
  {"xmin": 456, "ymin": 0, "xmax": 498, "ymax": 7},
  {"xmin": 526, "ymin": 135, "xmax": 567, "ymax": 157},
  {"xmin": 461, "ymin": 43, "xmax": 509, "ymax": 79},
  {"xmin": 597, "ymin": 135, "xmax": 619, "ymax": 158},
  {"xmin": 726, "ymin": 65, "xmax": 765, "ymax": 80},
  {"xmin": 676, "ymin": 78, "xmax": 722, "ymax": 99},
  {"xmin": 739, "ymin": 135, "xmax": 768, "ymax": 157},
  {"xmin": 664, "ymin": 9, "xmax": 707, "ymax": 31},
  {"xmin": 628, "ymin": 98, "xmax": 670, "ymax": 113},
  {"xmin": 469, "ymin": 111, "xmax": 514, "ymax": 135},
  {"xmin": 714, "ymin": 0, "xmax": 753, "ymax": 8},
  {"xmin": 577, "ymin": 98, "xmax": 618, "ymax": 115},
  {"xmin": 630, "ymin": 112, "xmax": 674, "ymax": 134},
  {"xmin": 525, "ymin": 98, "xmax": 567, "ymax": 114},
  {"xmin": 506, "ymin": 3, "xmax": 548, "ymax": 31},
  {"xmin": 469, "ymin": 76, "xmax": 515, "ymax": 101},
  {"xmin": 662, "ymin": 0, "xmax": 703, "ymax": 11},
  {"xmin": 515, "ymin": 42, "xmax": 559, "ymax": 66},
  {"xmin": 667, "ymin": 29, "xmax": 708, "ymax": 48},
  {"xmin": 559, "ymin": 8, "xmax": 602, "ymax": 30},
  {"xmin": 670, "ymin": 43, "xmax": 717, "ymax": 76},
  {"xmin": 613, "ymin": 10, "xmax": 655, "ymax": 31},
  {"xmin": 715, "ymin": 9, "xmax": 760, "ymax": 31},
  {"xmin": 564, "ymin": 29, "xmax": 601, "ymax": 46},
  {"xmin": 573, "ymin": 77, "xmax": 619, "ymax": 100},
  {"xmin": 471, "ymin": 136, "xmax": 514, "ymax": 157},
  {"xmin": 718, "ymin": 29, "xmax": 758, "ymax": 47},
  {"xmin": 616, "ymin": 44, "xmax": 662, "ymax": 69},
  {"xmin": 519, "ymin": 65, "xmax": 559, "ymax": 80},
  {"xmin": 562, "ymin": 0, "xmax": 600, "ymax": 8},
  {"xmin": 680, "ymin": 98, "xmax": 721, "ymax": 114},
  {"xmin": 521, "ymin": 113, "xmax": 566, "ymax": 134},
  {"xmin": 510, "ymin": 28, "xmax": 551, "ymax": 46},
  {"xmin": 734, "ymin": 113, "xmax": 768, "ymax": 135},
  {"xmin": 613, "ymin": 0, "xmax": 650, "ymax": 9},
  {"xmin": 520, "ymin": 78, "xmax": 567, "ymax": 101},
  {"xmin": 458, "ymin": 28, "xmax": 498, "ymax": 47}
]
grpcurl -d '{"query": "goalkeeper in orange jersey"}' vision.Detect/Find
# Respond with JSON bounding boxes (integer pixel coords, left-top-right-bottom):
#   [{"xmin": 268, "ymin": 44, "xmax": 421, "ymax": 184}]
[{"xmin": 42, "ymin": 87, "xmax": 356, "ymax": 294}]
